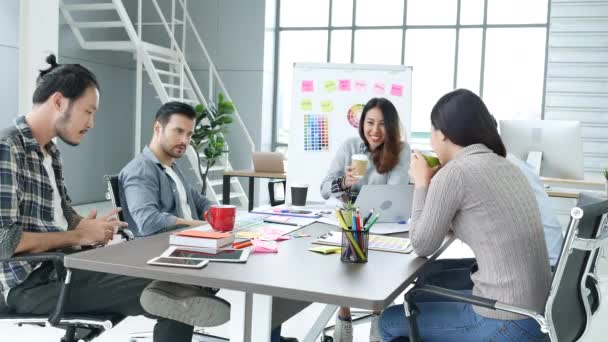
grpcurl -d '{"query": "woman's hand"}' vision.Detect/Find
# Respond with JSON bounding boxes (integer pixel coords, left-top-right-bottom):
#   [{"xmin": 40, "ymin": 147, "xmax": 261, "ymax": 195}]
[
  {"xmin": 409, "ymin": 150, "xmax": 440, "ymax": 188},
  {"xmin": 343, "ymin": 166, "xmax": 360, "ymax": 188}
]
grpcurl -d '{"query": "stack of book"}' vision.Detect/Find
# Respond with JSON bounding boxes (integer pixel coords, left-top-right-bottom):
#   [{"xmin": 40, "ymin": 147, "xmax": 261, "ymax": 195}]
[{"xmin": 170, "ymin": 226, "xmax": 234, "ymax": 248}]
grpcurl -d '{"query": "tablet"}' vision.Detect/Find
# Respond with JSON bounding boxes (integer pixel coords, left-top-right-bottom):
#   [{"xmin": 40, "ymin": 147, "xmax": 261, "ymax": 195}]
[
  {"xmin": 147, "ymin": 256, "xmax": 209, "ymax": 268},
  {"xmin": 164, "ymin": 246, "xmax": 250, "ymax": 263}
]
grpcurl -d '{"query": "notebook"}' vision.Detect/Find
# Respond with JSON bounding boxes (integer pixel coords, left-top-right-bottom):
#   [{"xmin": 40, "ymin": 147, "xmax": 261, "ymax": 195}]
[
  {"xmin": 312, "ymin": 231, "xmax": 412, "ymax": 254},
  {"xmin": 170, "ymin": 227, "xmax": 234, "ymax": 248}
]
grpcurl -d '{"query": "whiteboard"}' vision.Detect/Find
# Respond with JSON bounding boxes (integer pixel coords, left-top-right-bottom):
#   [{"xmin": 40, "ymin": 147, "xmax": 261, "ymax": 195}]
[{"xmin": 287, "ymin": 63, "xmax": 413, "ymax": 202}]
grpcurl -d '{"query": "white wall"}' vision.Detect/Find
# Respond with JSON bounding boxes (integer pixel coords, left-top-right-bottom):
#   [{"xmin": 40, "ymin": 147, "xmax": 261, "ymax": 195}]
[
  {"xmin": 545, "ymin": 0, "xmax": 608, "ymax": 180},
  {"xmin": 0, "ymin": 0, "xmax": 20, "ymax": 128}
]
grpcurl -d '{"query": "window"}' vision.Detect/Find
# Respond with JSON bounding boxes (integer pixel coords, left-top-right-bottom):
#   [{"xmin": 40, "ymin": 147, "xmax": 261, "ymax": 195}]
[{"xmin": 274, "ymin": 0, "xmax": 549, "ymax": 147}]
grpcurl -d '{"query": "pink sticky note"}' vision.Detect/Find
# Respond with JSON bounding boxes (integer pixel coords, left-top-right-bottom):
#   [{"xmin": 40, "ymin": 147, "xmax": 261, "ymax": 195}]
[
  {"xmin": 301, "ymin": 80, "xmax": 314, "ymax": 92},
  {"xmin": 263, "ymin": 226, "xmax": 289, "ymax": 235},
  {"xmin": 354, "ymin": 80, "xmax": 367, "ymax": 92},
  {"xmin": 373, "ymin": 82, "xmax": 385, "ymax": 95},
  {"xmin": 390, "ymin": 84, "xmax": 403, "ymax": 97},
  {"xmin": 338, "ymin": 79, "xmax": 351, "ymax": 91},
  {"xmin": 261, "ymin": 233, "xmax": 291, "ymax": 241},
  {"xmin": 252, "ymin": 239, "xmax": 278, "ymax": 253}
]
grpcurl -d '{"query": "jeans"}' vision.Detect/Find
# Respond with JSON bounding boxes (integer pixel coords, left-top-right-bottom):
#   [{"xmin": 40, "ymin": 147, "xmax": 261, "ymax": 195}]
[
  {"xmin": 379, "ymin": 296, "xmax": 546, "ymax": 342},
  {"xmin": 7, "ymin": 262, "xmax": 193, "ymax": 342},
  {"xmin": 378, "ymin": 258, "xmax": 545, "ymax": 341}
]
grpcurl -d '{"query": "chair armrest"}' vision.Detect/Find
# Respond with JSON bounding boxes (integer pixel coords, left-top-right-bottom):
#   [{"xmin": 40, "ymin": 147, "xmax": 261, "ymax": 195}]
[
  {"xmin": 0, "ymin": 251, "xmax": 70, "ymax": 326},
  {"xmin": 0, "ymin": 251, "xmax": 65, "ymax": 263},
  {"xmin": 411, "ymin": 285, "xmax": 497, "ymax": 309},
  {"xmin": 408, "ymin": 285, "xmax": 548, "ymax": 332}
]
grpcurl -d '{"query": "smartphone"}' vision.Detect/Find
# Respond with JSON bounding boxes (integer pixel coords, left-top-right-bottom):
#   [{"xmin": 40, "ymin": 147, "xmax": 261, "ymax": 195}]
[
  {"xmin": 147, "ymin": 256, "xmax": 209, "ymax": 268},
  {"xmin": 165, "ymin": 246, "xmax": 251, "ymax": 263}
]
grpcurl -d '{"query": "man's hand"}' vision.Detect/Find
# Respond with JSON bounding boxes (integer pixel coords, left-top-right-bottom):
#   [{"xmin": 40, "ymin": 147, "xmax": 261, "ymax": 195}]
[{"xmin": 74, "ymin": 208, "xmax": 128, "ymax": 246}]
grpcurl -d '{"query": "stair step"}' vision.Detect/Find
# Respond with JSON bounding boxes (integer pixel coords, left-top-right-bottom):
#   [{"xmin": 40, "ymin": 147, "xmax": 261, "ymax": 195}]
[
  {"xmin": 156, "ymin": 70, "xmax": 181, "ymax": 78},
  {"xmin": 162, "ymin": 83, "xmax": 193, "ymax": 91},
  {"xmin": 150, "ymin": 55, "xmax": 179, "ymax": 65},
  {"xmin": 209, "ymin": 179, "xmax": 238, "ymax": 187},
  {"xmin": 208, "ymin": 165, "xmax": 226, "ymax": 172},
  {"xmin": 142, "ymin": 42, "xmax": 179, "ymax": 58},
  {"xmin": 83, "ymin": 41, "xmax": 133, "ymax": 51},
  {"xmin": 74, "ymin": 21, "xmax": 124, "ymax": 29},
  {"xmin": 62, "ymin": 3, "xmax": 115, "ymax": 11},
  {"xmin": 216, "ymin": 192, "xmax": 247, "ymax": 201},
  {"xmin": 167, "ymin": 97, "xmax": 197, "ymax": 105}
]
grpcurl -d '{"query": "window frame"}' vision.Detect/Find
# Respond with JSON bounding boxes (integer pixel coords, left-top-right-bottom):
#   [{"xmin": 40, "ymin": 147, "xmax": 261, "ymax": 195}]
[{"xmin": 271, "ymin": 0, "xmax": 551, "ymax": 149}]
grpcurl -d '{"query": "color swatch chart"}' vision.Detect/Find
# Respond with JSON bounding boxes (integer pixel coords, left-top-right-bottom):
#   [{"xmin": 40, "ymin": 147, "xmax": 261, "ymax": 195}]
[{"xmin": 303, "ymin": 114, "xmax": 329, "ymax": 151}]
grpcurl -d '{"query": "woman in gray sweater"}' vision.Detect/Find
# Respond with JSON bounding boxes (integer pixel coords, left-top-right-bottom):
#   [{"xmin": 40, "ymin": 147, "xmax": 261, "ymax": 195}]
[
  {"xmin": 320, "ymin": 97, "xmax": 411, "ymax": 202},
  {"xmin": 379, "ymin": 89, "xmax": 551, "ymax": 341},
  {"xmin": 321, "ymin": 97, "xmax": 410, "ymax": 342}
]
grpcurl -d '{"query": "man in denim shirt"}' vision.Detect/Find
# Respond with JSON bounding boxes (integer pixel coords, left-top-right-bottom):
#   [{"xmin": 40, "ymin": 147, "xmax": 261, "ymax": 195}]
[
  {"xmin": 119, "ymin": 102, "xmax": 212, "ymax": 236},
  {"xmin": 119, "ymin": 102, "xmax": 232, "ymax": 329}
]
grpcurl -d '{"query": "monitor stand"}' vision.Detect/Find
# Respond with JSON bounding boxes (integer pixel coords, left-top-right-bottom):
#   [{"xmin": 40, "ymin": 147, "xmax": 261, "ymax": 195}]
[{"xmin": 526, "ymin": 151, "xmax": 543, "ymax": 176}]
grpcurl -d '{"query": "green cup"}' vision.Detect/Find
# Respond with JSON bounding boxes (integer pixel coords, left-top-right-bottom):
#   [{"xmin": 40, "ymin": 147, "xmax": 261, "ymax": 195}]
[{"xmin": 421, "ymin": 152, "xmax": 440, "ymax": 167}]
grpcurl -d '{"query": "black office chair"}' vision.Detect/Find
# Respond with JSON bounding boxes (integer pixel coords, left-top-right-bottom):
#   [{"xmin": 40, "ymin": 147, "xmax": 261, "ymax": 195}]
[
  {"xmin": 402, "ymin": 193, "xmax": 608, "ymax": 342},
  {"xmin": 0, "ymin": 252, "xmax": 123, "ymax": 342},
  {"xmin": 104, "ymin": 175, "xmax": 134, "ymax": 241}
]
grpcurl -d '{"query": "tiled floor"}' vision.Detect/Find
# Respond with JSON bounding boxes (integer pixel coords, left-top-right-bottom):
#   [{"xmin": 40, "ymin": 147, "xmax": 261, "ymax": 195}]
[{"xmin": 1, "ymin": 201, "xmax": 607, "ymax": 341}]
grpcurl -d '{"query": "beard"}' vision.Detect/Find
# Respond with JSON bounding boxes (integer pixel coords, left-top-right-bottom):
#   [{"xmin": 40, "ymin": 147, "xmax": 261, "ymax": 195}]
[
  {"xmin": 55, "ymin": 102, "xmax": 81, "ymax": 146},
  {"xmin": 162, "ymin": 141, "xmax": 188, "ymax": 159}
]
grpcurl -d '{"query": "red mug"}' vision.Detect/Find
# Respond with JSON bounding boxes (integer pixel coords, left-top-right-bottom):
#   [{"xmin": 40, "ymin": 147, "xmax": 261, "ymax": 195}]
[{"xmin": 204, "ymin": 205, "xmax": 236, "ymax": 231}]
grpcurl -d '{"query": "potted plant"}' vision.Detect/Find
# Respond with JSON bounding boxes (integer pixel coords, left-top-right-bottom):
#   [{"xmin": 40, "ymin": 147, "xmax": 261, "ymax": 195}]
[{"xmin": 191, "ymin": 93, "xmax": 234, "ymax": 195}]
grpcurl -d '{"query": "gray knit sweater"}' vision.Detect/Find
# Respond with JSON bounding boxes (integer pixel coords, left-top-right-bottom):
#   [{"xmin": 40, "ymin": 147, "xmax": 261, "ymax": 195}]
[
  {"xmin": 320, "ymin": 137, "xmax": 411, "ymax": 200},
  {"xmin": 410, "ymin": 144, "xmax": 552, "ymax": 320}
]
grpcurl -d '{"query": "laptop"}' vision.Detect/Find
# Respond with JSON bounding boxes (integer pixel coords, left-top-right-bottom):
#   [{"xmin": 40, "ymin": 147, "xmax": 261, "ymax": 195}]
[
  {"xmin": 355, "ymin": 184, "xmax": 415, "ymax": 223},
  {"xmin": 252, "ymin": 152, "xmax": 285, "ymax": 173}
]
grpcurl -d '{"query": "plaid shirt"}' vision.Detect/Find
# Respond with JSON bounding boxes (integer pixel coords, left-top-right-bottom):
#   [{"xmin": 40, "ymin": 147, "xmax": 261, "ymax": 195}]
[{"xmin": 0, "ymin": 116, "xmax": 81, "ymax": 297}]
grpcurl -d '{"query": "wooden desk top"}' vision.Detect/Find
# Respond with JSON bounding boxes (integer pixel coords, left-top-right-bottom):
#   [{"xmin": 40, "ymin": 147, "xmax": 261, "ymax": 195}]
[{"xmin": 224, "ymin": 169, "xmax": 286, "ymax": 179}]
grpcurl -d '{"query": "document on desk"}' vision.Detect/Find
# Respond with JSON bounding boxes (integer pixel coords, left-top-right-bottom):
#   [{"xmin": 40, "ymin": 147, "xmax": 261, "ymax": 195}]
[
  {"xmin": 313, "ymin": 231, "xmax": 411, "ymax": 254},
  {"xmin": 369, "ymin": 222, "xmax": 409, "ymax": 235}
]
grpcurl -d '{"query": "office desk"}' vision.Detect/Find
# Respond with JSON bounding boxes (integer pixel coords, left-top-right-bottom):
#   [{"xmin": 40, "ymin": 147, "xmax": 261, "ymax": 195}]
[
  {"xmin": 223, "ymin": 170, "xmax": 286, "ymax": 211},
  {"xmin": 64, "ymin": 222, "xmax": 453, "ymax": 341}
]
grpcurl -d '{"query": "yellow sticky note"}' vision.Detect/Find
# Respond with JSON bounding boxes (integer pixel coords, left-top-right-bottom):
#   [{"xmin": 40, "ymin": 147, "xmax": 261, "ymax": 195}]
[
  {"xmin": 300, "ymin": 98, "xmax": 313, "ymax": 111},
  {"xmin": 236, "ymin": 231, "xmax": 262, "ymax": 239},
  {"xmin": 324, "ymin": 80, "xmax": 337, "ymax": 92},
  {"xmin": 308, "ymin": 246, "xmax": 342, "ymax": 254},
  {"xmin": 321, "ymin": 100, "xmax": 333, "ymax": 112}
]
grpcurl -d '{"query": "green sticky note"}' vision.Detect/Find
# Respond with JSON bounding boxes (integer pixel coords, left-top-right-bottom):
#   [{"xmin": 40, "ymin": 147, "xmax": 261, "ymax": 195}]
[
  {"xmin": 324, "ymin": 80, "xmax": 337, "ymax": 93},
  {"xmin": 300, "ymin": 98, "xmax": 313, "ymax": 111},
  {"xmin": 308, "ymin": 246, "xmax": 342, "ymax": 254},
  {"xmin": 321, "ymin": 100, "xmax": 333, "ymax": 112}
]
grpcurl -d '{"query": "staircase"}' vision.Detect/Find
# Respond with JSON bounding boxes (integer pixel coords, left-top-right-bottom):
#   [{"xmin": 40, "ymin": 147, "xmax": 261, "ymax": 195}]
[{"xmin": 59, "ymin": 0, "xmax": 252, "ymax": 208}]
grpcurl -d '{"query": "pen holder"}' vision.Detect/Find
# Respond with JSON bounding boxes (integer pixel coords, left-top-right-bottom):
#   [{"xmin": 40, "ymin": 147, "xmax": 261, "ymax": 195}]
[{"xmin": 340, "ymin": 230, "xmax": 369, "ymax": 263}]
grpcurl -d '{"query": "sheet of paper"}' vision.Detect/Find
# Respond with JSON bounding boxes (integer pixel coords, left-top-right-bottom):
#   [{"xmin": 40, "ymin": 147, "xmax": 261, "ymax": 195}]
[{"xmin": 369, "ymin": 222, "xmax": 409, "ymax": 235}]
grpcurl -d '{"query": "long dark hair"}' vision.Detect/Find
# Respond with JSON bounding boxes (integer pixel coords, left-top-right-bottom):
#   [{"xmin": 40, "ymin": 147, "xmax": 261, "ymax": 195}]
[
  {"xmin": 430, "ymin": 89, "xmax": 506, "ymax": 157},
  {"xmin": 358, "ymin": 97, "xmax": 402, "ymax": 173}
]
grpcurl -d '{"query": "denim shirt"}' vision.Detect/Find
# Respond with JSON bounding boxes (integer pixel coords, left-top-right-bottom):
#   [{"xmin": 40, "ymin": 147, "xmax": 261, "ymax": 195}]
[{"xmin": 119, "ymin": 146, "xmax": 211, "ymax": 236}]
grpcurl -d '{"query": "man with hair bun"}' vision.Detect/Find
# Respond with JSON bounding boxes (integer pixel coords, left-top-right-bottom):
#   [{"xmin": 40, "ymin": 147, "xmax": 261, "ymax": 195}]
[{"xmin": 0, "ymin": 55, "xmax": 198, "ymax": 342}]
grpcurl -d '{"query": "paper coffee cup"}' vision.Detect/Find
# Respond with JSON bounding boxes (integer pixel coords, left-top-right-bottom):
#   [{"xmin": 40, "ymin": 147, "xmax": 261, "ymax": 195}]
[
  {"xmin": 420, "ymin": 151, "xmax": 440, "ymax": 167},
  {"xmin": 351, "ymin": 154, "xmax": 368, "ymax": 178}
]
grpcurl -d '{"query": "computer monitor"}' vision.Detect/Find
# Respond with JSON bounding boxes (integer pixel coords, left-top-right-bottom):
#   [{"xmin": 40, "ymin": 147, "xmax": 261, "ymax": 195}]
[{"xmin": 499, "ymin": 120, "xmax": 584, "ymax": 179}]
